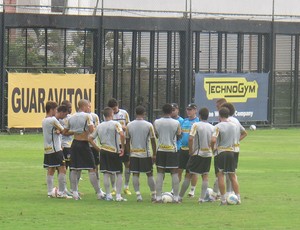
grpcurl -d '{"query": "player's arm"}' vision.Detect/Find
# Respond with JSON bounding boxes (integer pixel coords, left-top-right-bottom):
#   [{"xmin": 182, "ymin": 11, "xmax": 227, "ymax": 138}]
[
  {"xmin": 88, "ymin": 129, "xmax": 100, "ymax": 151},
  {"xmin": 188, "ymin": 136, "xmax": 194, "ymax": 156},
  {"xmin": 149, "ymin": 125, "xmax": 157, "ymax": 163},
  {"xmin": 119, "ymin": 131, "xmax": 125, "ymax": 157},
  {"xmin": 239, "ymin": 126, "xmax": 247, "ymax": 141},
  {"xmin": 87, "ymin": 114, "xmax": 95, "ymax": 134},
  {"xmin": 150, "ymin": 137, "xmax": 157, "ymax": 163},
  {"xmin": 188, "ymin": 124, "xmax": 197, "ymax": 155},
  {"xmin": 116, "ymin": 123, "xmax": 125, "ymax": 156},
  {"xmin": 88, "ymin": 135, "xmax": 100, "ymax": 152},
  {"xmin": 53, "ymin": 119, "xmax": 64, "ymax": 134},
  {"xmin": 211, "ymin": 127, "xmax": 219, "ymax": 152},
  {"xmin": 211, "ymin": 136, "xmax": 217, "ymax": 152}
]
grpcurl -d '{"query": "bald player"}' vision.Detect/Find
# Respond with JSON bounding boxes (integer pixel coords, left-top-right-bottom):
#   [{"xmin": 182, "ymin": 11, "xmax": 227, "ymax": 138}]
[{"xmin": 65, "ymin": 99, "xmax": 105, "ymax": 200}]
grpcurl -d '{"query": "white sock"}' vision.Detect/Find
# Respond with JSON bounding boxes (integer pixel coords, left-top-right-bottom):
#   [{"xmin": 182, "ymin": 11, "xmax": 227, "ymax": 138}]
[
  {"xmin": 58, "ymin": 173, "xmax": 66, "ymax": 193},
  {"xmin": 116, "ymin": 173, "xmax": 123, "ymax": 196},
  {"xmin": 156, "ymin": 172, "xmax": 164, "ymax": 200},
  {"xmin": 47, "ymin": 175, "xmax": 54, "ymax": 194}
]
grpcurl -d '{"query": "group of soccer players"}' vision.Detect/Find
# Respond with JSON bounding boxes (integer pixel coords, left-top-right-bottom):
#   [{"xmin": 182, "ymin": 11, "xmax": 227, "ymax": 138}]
[{"xmin": 42, "ymin": 97, "xmax": 247, "ymax": 205}]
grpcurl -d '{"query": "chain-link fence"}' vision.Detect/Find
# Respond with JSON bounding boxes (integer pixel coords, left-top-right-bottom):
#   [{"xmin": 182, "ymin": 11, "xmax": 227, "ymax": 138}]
[{"xmin": 1, "ymin": 1, "xmax": 300, "ymax": 130}]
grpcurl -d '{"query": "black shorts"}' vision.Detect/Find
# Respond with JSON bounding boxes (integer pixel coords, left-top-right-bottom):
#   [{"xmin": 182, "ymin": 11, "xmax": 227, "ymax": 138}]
[
  {"xmin": 214, "ymin": 155, "xmax": 219, "ymax": 175},
  {"xmin": 44, "ymin": 151, "xmax": 65, "ymax": 168},
  {"xmin": 186, "ymin": 155, "xmax": 211, "ymax": 175},
  {"xmin": 156, "ymin": 151, "xmax": 179, "ymax": 169},
  {"xmin": 217, "ymin": 151, "xmax": 236, "ymax": 173},
  {"xmin": 179, "ymin": 149, "xmax": 190, "ymax": 169},
  {"xmin": 234, "ymin": 152, "xmax": 239, "ymax": 169},
  {"xmin": 70, "ymin": 140, "xmax": 96, "ymax": 170},
  {"xmin": 91, "ymin": 147, "xmax": 100, "ymax": 165},
  {"xmin": 130, "ymin": 157, "xmax": 153, "ymax": 173},
  {"xmin": 100, "ymin": 150, "xmax": 123, "ymax": 173}
]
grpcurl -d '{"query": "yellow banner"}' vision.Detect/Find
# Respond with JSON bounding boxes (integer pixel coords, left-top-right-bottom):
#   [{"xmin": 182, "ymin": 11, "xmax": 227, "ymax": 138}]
[{"xmin": 8, "ymin": 73, "xmax": 95, "ymax": 128}]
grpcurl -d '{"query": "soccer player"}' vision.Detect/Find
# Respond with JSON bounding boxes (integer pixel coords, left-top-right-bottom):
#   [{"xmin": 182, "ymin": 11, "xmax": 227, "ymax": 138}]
[
  {"xmin": 221, "ymin": 102, "xmax": 247, "ymax": 194},
  {"xmin": 216, "ymin": 98, "xmax": 227, "ymax": 111},
  {"xmin": 42, "ymin": 101, "xmax": 71, "ymax": 198},
  {"xmin": 65, "ymin": 99, "xmax": 105, "ymax": 200},
  {"xmin": 59, "ymin": 100, "xmax": 73, "ymax": 171},
  {"xmin": 126, "ymin": 106, "xmax": 157, "ymax": 202},
  {"xmin": 178, "ymin": 103, "xmax": 199, "ymax": 197},
  {"xmin": 107, "ymin": 98, "xmax": 132, "ymax": 195},
  {"xmin": 89, "ymin": 107, "xmax": 126, "ymax": 202},
  {"xmin": 212, "ymin": 98, "xmax": 228, "ymax": 196},
  {"xmin": 153, "ymin": 103, "xmax": 181, "ymax": 203},
  {"xmin": 171, "ymin": 103, "xmax": 184, "ymax": 150},
  {"xmin": 178, "ymin": 107, "xmax": 214, "ymax": 203},
  {"xmin": 211, "ymin": 107, "xmax": 242, "ymax": 205},
  {"xmin": 59, "ymin": 101, "xmax": 74, "ymax": 195}
]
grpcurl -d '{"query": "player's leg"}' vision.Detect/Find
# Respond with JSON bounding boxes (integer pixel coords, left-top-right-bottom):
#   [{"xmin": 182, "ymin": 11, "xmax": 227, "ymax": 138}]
[
  {"xmin": 146, "ymin": 172, "xmax": 156, "ymax": 202},
  {"xmin": 170, "ymin": 168, "xmax": 180, "ymax": 202},
  {"xmin": 217, "ymin": 171, "xmax": 226, "ymax": 204},
  {"xmin": 189, "ymin": 173, "xmax": 198, "ymax": 197},
  {"xmin": 179, "ymin": 173, "xmax": 191, "ymax": 200},
  {"xmin": 199, "ymin": 173, "xmax": 209, "ymax": 201},
  {"xmin": 155, "ymin": 167, "xmax": 165, "ymax": 202},
  {"xmin": 57, "ymin": 165, "xmax": 67, "ymax": 196},
  {"xmin": 123, "ymin": 160, "xmax": 131, "ymax": 195},
  {"xmin": 88, "ymin": 168, "xmax": 104, "ymax": 199},
  {"xmin": 47, "ymin": 167, "xmax": 56, "ymax": 197},
  {"xmin": 110, "ymin": 173, "xmax": 116, "ymax": 195},
  {"xmin": 225, "ymin": 174, "xmax": 232, "ymax": 194},
  {"xmin": 213, "ymin": 155, "xmax": 220, "ymax": 196},
  {"xmin": 116, "ymin": 172, "xmax": 127, "ymax": 201},
  {"xmin": 178, "ymin": 168, "xmax": 183, "ymax": 182},
  {"xmin": 229, "ymin": 172, "xmax": 241, "ymax": 203},
  {"xmin": 103, "ymin": 172, "xmax": 113, "ymax": 200},
  {"xmin": 70, "ymin": 169, "xmax": 81, "ymax": 199},
  {"xmin": 132, "ymin": 173, "xmax": 142, "ymax": 201},
  {"xmin": 111, "ymin": 152, "xmax": 126, "ymax": 201}
]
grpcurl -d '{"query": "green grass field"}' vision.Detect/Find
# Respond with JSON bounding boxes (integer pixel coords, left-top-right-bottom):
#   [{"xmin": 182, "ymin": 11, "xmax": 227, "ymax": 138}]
[{"xmin": 0, "ymin": 129, "xmax": 300, "ymax": 229}]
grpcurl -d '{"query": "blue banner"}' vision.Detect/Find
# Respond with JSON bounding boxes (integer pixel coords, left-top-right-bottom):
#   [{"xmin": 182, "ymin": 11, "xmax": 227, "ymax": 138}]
[{"xmin": 194, "ymin": 73, "xmax": 269, "ymax": 122}]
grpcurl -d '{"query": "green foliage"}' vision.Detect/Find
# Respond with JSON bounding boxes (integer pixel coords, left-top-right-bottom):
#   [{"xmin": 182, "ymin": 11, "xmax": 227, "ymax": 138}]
[
  {"xmin": 0, "ymin": 129, "xmax": 299, "ymax": 229},
  {"xmin": 7, "ymin": 29, "xmax": 93, "ymax": 73}
]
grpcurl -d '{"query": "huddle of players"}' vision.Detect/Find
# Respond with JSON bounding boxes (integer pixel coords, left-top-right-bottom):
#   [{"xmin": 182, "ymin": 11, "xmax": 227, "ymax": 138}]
[{"xmin": 42, "ymin": 97, "xmax": 246, "ymax": 205}]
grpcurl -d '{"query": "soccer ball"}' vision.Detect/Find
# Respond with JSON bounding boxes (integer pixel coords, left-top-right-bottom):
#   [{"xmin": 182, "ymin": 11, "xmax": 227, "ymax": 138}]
[
  {"xmin": 249, "ymin": 125, "xmax": 256, "ymax": 131},
  {"xmin": 226, "ymin": 193, "xmax": 239, "ymax": 205},
  {"xmin": 162, "ymin": 192, "xmax": 174, "ymax": 203},
  {"xmin": 51, "ymin": 187, "xmax": 58, "ymax": 198}
]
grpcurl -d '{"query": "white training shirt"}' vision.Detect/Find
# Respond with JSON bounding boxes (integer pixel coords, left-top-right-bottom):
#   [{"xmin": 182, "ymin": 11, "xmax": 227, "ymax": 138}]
[
  {"xmin": 113, "ymin": 109, "xmax": 130, "ymax": 127},
  {"xmin": 66, "ymin": 112, "xmax": 93, "ymax": 134},
  {"xmin": 91, "ymin": 120, "xmax": 123, "ymax": 153},
  {"xmin": 126, "ymin": 119, "xmax": 156, "ymax": 158},
  {"xmin": 153, "ymin": 117, "xmax": 181, "ymax": 152},
  {"xmin": 212, "ymin": 121, "xmax": 238, "ymax": 154},
  {"xmin": 189, "ymin": 121, "xmax": 214, "ymax": 157},
  {"xmin": 59, "ymin": 114, "xmax": 73, "ymax": 148},
  {"xmin": 42, "ymin": 116, "xmax": 64, "ymax": 154}
]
